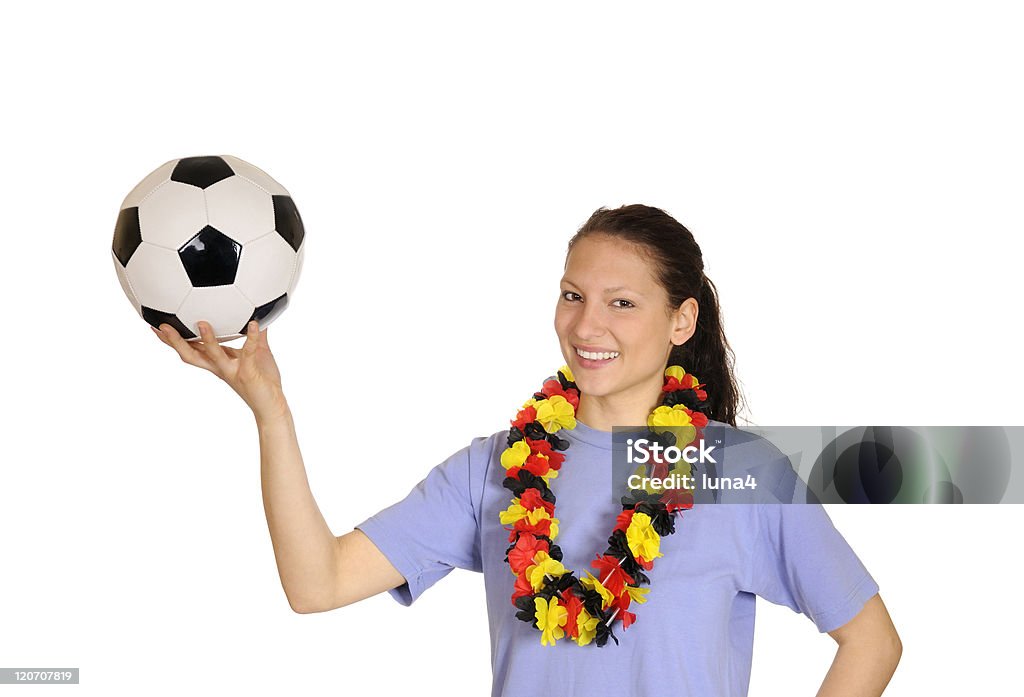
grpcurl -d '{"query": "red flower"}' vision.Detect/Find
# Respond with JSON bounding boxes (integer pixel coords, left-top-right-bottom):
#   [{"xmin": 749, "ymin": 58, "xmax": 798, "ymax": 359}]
[
  {"xmin": 521, "ymin": 457, "xmax": 552, "ymax": 479},
  {"xmin": 560, "ymin": 588, "xmax": 584, "ymax": 638},
  {"xmin": 590, "ymin": 554, "xmax": 634, "ymax": 596},
  {"xmin": 609, "ymin": 591, "xmax": 637, "ymax": 630},
  {"xmin": 509, "ymin": 515, "xmax": 554, "ymax": 542},
  {"xmin": 662, "ymin": 375, "xmax": 708, "ymax": 404},
  {"xmin": 691, "ymin": 410, "xmax": 709, "ymax": 429},
  {"xmin": 511, "ymin": 405, "xmax": 537, "ymax": 432},
  {"xmin": 527, "ymin": 438, "xmax": 565, "ymax": 470},
  {"xmin": 662, "ymin": 376, "xmax": 684, "ymax": 393},
  {"xmin": 507, "ymin": 451, "xmax": 556, "ymax": 480},
  {"xmin": 651, "ymin": 458, "xmax": 670, "ymax": 481},
  {"xmin": 613, "ymin": 509, "xmax": 635, "ymax": 532},
  {"xmin": 660, "ymin": 488, "xmax": 694, "ymax": 513},
  {"xmin": 541, "ymin": 379, "xmax": 580, "ymax": 410},
  {"xmin": 519, "ymin": 488, "xmax": 555, "ymax": 516},
  {"xmin": 511, "ymin": 571, "xmax": 534, "ymax": 602},
  {"xmin": 508, "ymin": 532, "xmax": 549, "ymax": 574}
]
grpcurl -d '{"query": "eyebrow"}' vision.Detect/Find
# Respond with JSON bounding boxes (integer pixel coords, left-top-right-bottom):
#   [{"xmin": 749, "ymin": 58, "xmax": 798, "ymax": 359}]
[{"xmin": 560, "ymin": 278, "xmax": 645, "ymax": 296}]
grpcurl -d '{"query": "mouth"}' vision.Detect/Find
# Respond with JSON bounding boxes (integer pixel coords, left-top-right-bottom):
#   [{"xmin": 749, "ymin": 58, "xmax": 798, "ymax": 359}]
[{"xmin": 573, "ymin": 345, "xmax": 620, "ymax": 368}]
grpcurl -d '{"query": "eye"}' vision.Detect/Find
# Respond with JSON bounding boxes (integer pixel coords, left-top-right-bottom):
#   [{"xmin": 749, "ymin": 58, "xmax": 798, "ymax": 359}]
[
  {"xmin": 561, "ymin": 290, "xmax": 582, "ymax": 302},
  {"xmin": 612, "ymin": 299, "xmax": 635, "ymax": 309}
]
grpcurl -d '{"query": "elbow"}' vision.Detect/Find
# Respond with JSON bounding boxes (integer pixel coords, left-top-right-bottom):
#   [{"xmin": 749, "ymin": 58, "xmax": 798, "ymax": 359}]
[
  {"xmin": 289, "ymin": 598, "xmax": 315, "ymax": 614},
  {"xmin": 287, "ymin": 592, "xmax": 325, "ymax": 615},
  {"xmin": 870, "ymin": 626, "xmax": 902, "ymax": 673},
  {"xmin": 889, "ymin": 630, "xmax": 904, "ymax": 666}
]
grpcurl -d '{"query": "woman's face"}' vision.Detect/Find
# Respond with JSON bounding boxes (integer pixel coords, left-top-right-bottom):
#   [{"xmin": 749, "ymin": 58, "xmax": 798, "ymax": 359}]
[{"xmin": 554, "ymin": 234, "xmax": 696, "ymax": 407}]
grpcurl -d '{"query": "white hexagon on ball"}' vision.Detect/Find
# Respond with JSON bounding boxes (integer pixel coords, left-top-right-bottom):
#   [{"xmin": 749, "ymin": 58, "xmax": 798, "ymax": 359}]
[
  {"xmin": 138, "ymin": 180, "xmax": 208, "ymax": 250},
  {"xmin": 235, "ymin": 232, "xmax": 297, "ymax": 307},
  {"xmin": 125, "ymin": 242, "xmax": 194, "ymax": 314},
  {"xmin": 177, "ymin": 285, "xmax": 255, "ymax": 340},
  {"xmin": 205, "ymin": 176, "xmax": 276, "ymax": 245}
]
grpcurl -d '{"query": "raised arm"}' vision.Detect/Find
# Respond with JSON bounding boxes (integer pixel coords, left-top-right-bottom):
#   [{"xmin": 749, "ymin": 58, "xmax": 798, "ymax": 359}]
[
  {"xmin": 256, "ymin": 409, "xmax": 406, "ymax": 613},
  {"xmin": 153, "ymin": 320, "xmax": 406, "ymax": 613}
]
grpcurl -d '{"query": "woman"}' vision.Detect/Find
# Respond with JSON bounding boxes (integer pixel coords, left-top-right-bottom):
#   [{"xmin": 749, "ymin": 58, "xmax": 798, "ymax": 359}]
[{"xmin": 153, "ymin": 204, "xmax": 901, "ymax": 696}]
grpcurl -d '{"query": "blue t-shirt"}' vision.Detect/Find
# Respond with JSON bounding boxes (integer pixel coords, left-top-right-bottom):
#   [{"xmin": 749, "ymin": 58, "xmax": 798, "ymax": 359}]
[{"xmin": 355, "ymin": 419, "xmax": 879, "ymax": 697}]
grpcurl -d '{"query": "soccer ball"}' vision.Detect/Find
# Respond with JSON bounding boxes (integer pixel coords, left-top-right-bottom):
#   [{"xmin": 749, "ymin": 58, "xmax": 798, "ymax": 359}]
[{"xmin": 112, "ymin": 155, "xmax": 305, "ymax": 341}]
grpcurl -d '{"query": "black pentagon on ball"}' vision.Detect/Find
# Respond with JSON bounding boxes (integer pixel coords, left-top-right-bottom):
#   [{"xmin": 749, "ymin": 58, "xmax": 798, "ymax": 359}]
[
  {"xmin": 141, "ymin": 307, "xmax": 196, "ymax": 339},
  {"xmin": 112, "ymin": 207, "xmax": 142, "ymax": 266},
  {"xmin": 178, "ymin": 225, "xmax": 242, "ymax": 287},
  {"xmin": 272, "ymin": 195, "xmax": 304, "ymax": 252},
  {"xmin": 239, "ymin": 293, "xmax": 289, "ymax": 334},
  {"xmin": 170, "ymin": 156, "xmax": 235, "ymax": 189}
]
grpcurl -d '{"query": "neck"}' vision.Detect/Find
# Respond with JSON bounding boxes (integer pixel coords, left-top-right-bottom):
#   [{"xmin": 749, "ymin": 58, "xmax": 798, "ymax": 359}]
[{"xmin": 574, "ymin": 385, "xmax": 663, "ymax": 433}]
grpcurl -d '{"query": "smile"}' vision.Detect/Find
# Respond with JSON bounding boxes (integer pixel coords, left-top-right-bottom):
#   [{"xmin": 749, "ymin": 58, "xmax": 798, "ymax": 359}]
[{"xmin": 575, "ymin": 346, "xmax": 620, "ymax": 361}]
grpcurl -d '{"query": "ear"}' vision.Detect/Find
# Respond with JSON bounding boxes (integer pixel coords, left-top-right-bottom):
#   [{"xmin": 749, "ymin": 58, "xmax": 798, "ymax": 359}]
[{"xmin": 670, "ymin": 298, "xmax": 698, "ymax": 346}]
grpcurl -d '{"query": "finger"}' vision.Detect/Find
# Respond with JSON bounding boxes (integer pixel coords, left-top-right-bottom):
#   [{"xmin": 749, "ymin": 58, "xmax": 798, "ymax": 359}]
[
  {"xmin": 242, "ymin": 320, "xmax": 260, "ymax": 353},
  {"xmin": 159, "ymin": 323, "xmax": 216, "ymax": 372},
  {"xmin": 197, "ymin": 321, "xmax": 231, "ymax": 370}
]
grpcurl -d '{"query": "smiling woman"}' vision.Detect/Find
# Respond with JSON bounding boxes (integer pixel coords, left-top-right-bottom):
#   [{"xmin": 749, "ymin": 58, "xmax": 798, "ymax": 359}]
[
  {"xmin": 153, "ymin": 203, "xmax": 901, "ymax": 697},
  {"xmin": 555, "ymin": 207, "xmax": 740, "ymax": 433}
]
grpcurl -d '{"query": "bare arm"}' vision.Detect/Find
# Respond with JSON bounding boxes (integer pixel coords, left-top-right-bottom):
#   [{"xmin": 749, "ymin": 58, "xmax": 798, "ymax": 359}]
[
  {"xmin": 153, "ymin": 320, "xmax": 406, "ymax": 614},
  {"xmin": 815, "ymin": 593, "xmax": 902, "ymax": 697},
  {"xmin": 257, "ymin": 407, "xmax": 406, "ymax": 613}
]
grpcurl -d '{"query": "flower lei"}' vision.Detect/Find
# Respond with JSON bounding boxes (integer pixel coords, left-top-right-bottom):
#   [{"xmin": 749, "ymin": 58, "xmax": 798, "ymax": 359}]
[{"xmin": 500, "ymin": 364, "xmax": 710, "ymax": 647}]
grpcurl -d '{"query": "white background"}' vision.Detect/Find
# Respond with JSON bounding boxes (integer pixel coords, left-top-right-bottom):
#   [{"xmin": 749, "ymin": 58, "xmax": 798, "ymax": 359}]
[{"xmin": 2, "ymin": 1, "xmax": 1022, "ymax": 695}]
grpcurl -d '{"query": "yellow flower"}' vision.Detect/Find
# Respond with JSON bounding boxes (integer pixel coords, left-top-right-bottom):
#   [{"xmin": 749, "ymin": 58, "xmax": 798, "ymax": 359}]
[
  {"xmin": 534, "ymin": 395, "xmax": 576, "ymax": 433},
  {"xmin": 534, "ymin": 596, "xmax": 568, "ymax": 647},
  {"xmin": 647, "ymin": 404, "xmax": 696, "ymax": 446},
  {"xmin": 664, "ymin": 365, "xmax": 686, "ymax": 381},
  {"xmin": 558, "ymin": 364, "xmax": 575, "ymax": 383},
  {"xmin": 625, "ymin": 585, "xmax": 650, "ymax": 605},
  {"xmin": 525, "ymin": 550, "xmax": 567, "ymax": 592},
  {"xmin": 574, "ymin": 608, "xmax": 600, "ymax": 646},
  {"xmin": 626, "ymin": 512, "xmax": 664, "ymax": 562},
  {"xmin": 648, "ymin": 404, "xmax": 694, "ymax": 428},
  {"xmin": 500, "ymin": 440, "xmax": 531, "ymax": 470},
  {"xmin": 580, "ymin": 571, "xmax": 615, "ymax": 610},
  {"xmin": 675, "ymin": 461, "xmax": 692, "ymax": 482},
  {"xmin": 499, "ymin": 500, "xmax": 528, "ymax": 525},
  {"xmin": 631, "ymin": 463, "xmax": 662, "ymax": 495},
  {"xmin": 522, "ymin": 397, "xmax": 539, "ymax": 410}
]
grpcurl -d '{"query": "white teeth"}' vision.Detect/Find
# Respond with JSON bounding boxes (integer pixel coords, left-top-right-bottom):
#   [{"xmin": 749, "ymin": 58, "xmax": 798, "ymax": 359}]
[{"xmin": 576, "ymin": 347, "xmax": 619, "ymax": 360}]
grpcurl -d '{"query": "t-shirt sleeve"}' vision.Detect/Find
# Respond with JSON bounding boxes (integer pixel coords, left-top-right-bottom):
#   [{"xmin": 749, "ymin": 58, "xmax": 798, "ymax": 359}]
[
  {"xmin": 353, "ymin": 436, "xmax": 489, "ymax": 606},
  {"xmin": 745, "ymin": 502, "xmax": 880, "ymax": 633}
]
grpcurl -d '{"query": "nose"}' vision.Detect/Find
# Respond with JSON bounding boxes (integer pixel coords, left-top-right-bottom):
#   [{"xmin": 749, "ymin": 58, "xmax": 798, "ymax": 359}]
[{"xmin": 573, "ymin": 298, "xmax": 607, "ymax": 341}]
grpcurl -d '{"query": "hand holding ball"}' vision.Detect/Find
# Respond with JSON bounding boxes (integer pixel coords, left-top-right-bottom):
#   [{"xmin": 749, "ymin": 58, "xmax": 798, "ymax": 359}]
[{"xmin": 112, "ymin": 155, "xmax": 306, "ymax": 341}]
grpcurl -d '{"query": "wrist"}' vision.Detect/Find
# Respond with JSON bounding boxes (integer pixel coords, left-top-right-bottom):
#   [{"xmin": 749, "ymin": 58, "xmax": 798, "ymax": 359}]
[{"xmin": 254, "ymin": 395, "xmax": 292, "ymax": 427}]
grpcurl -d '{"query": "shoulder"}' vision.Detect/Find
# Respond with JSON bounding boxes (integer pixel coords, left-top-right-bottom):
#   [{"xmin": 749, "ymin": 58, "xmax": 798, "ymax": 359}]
[
  {"xmin": 465, "ymin": 428, "xmax": 510, "ymax": 465},
  {"xmin": 442, "ymin": 428, "xmax": 510, "ymax": 498},
  {"xmin": 706, "ymin": 419, "xmax": 786, "ymax": 459},
  {"xmin": 703, "ymin": 420, "xmax": 803, "ymax": 504}
]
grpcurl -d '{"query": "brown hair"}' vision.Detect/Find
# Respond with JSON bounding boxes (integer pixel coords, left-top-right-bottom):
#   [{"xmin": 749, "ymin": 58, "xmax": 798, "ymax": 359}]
[{"xmin": 567, "ymin": 204, "xmax": 744, "ymax": 427}]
